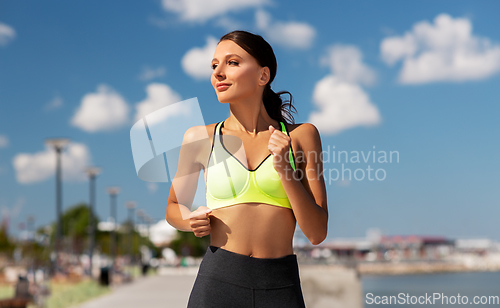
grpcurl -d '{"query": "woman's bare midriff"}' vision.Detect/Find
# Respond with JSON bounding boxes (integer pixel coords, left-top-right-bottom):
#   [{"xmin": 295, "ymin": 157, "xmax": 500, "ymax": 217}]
[{"xmin": 209, "ymin": 203, "xmax": 297, "ymax": 259}]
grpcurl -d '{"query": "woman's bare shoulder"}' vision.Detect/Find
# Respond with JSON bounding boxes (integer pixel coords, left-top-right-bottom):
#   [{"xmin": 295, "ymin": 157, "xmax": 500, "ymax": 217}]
[
  {"xmin": 183, "ymin": 122, "xmax": 219, "ymax": 143},
  {"xmin": 181, "ymin": 123, "xmax": 219, "ymax": 167},
  {"xmin": 287, "ymin": 122, "xmax": 320, "ymax": 139},
  {"xmin": 288, "ymin": 122, "xmax": 322, "ymax": 152}
]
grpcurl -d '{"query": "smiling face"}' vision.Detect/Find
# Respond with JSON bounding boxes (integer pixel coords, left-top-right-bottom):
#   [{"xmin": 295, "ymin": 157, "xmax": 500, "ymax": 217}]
[{"xmin": 211, "ymin": 40, "xmax": 269, "ymax": 104}]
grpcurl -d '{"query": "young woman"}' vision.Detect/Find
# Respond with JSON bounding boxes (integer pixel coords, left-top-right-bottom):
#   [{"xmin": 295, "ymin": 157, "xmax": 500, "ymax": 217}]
[{"xmin": 166, "ymin": 30, "xmax": 328, "ymax": 308}]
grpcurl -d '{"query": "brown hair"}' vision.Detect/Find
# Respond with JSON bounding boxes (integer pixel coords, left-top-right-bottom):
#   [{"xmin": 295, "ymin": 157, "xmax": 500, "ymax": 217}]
[{"xmin": 219, "ymin": 30, "xmax": 297, "ymax": 125}]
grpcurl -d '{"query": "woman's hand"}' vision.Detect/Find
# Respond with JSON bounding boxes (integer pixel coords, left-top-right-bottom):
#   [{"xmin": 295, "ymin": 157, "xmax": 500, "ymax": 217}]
[
  {"xmin": 268, "ymin": 124, "xmax": 292, "ymax": 173},
  {"xmin": 189, "ymin": 206, "xmax": 212, "ymax": 238}
]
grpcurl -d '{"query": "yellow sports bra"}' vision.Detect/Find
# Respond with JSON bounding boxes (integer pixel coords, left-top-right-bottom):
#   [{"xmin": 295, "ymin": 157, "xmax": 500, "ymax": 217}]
[{"xmin": 206, "ymin": 120, "xmax": 296, "ymax": 210}]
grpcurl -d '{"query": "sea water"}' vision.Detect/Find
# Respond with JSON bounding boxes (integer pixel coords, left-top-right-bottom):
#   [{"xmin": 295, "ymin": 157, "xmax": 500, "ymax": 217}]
[{"xmin": 362, "ymin": 271, "xmax": 500, "ymax": 307}]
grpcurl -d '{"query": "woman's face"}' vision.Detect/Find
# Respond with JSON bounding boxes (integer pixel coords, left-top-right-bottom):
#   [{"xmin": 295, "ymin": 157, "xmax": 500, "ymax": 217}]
[{"xmin": 211, "ymin": 40, "xmax": 268, "ymax": 103}]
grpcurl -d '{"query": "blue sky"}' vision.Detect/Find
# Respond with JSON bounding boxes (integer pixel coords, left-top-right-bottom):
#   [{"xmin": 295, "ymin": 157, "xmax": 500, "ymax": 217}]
[{"xmin": 1, "ymin": 0, "xmax": 500, "ymax": 242}]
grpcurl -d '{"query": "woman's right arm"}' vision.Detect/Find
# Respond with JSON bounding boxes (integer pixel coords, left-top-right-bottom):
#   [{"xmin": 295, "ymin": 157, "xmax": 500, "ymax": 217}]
[{"xmin": 166, "ymin": 125, "xmax": 211, "ymax": 232}]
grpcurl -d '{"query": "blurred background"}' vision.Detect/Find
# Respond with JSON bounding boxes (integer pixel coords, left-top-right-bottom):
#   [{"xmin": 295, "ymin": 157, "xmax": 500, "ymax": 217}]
[{"xmin": 1, "ymin": 0, "xmax": 499, "ymax": 307}]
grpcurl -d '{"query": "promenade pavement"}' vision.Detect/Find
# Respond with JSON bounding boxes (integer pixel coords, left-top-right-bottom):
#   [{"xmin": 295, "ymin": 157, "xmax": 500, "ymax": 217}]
[
  {"xmin": 75, "ymin": 264, "xmax": 363, "ymax": 308},
  {"xmin": 76, "ymin": 267, "xmax": 199, "ymax": 308}
]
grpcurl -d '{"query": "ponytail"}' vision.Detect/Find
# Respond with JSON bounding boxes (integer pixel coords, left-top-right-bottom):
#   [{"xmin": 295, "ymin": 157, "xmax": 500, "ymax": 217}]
[{"xmin": 263, "ymin": 84, "xmax": 297, "ymax": 125}]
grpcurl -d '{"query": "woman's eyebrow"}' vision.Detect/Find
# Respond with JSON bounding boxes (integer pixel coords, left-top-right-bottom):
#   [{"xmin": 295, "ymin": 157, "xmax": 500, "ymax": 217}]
[{"xmin": 212, "ymin": 54, "xmax": 243, "ymax": 62}]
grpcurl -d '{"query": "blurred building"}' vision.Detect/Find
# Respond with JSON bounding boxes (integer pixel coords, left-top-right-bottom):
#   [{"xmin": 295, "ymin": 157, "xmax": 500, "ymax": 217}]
[{"xmin": 294, "ymin": 228, "xmax": 500, "ymax": 263}]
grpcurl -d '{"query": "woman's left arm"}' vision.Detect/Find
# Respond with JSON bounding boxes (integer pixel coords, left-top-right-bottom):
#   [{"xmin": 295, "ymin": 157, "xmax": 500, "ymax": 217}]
[{"xmin": 269, "ymin": 123, "xmax": 328, "ymax": 245}]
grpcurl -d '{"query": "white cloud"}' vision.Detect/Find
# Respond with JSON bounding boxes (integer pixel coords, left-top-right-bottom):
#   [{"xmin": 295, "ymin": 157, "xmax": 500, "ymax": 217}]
[
  {"xmin": 0, "ymin": 197, "xmax": 25, "ymax": 221},
  {"xmin": 336, "ymin": 179, "xmax": 350, "ymax": 187},
  {"xmin": 255, "ymin": 9, "xmax": 315, "ymax": 49},
  {"xmin": 10, "ymin": 197, "xmax": 24, "ymax": 219},
  {"xmin": 44, "ymin": 94, "xmax": 63, "ymax": 111},
  {"xmin": 147, "ymin": 15, "xmax": 171, "ymax": 29},
  {"xmin": 0, "ymin": 134, "xmax": 9, "ymax": 148},
  {"xmin": 134, "ymin": 83, "xmax": 182, "ymax": 123},
  {"xmin": 308, "ymin": 45, "xmax": 381, "ymax": 135},
  {"xmin": 320, "ymin": 44, "xmax": 377, "ymax": 86},
  {"xmin": 255, "ymin": 8, "xmax": 270, "ymax": 29},
  {"xmin": 308, "ymin": 76, "xmax": 381, "ymax": 135},
  {"xmin": 13, "ymin": 142, "xmax": 91, "ymax": 184},
  {"xmin": 161, "ymin": 0, "xmax": 269, "ymax": 23},
  {"xmin": 380, "ymin": 13, "xmax": 500, "ymax": 84},
  {"xmin": 181, "ymin": 36, "xmax": 218, "ymax": 80},
  {"xmin": 213, "ymin": 16, "xmax": 244, "ymax": 32},
  {"xmin": 71, "ymin": 84, "xmax": 130, "ymax": 133},
  {"xmin": 147, "ymin": 182, "xmax": 158, "ymax": 193},
  {"xmin": 0, "ymin": 22, "xmax": 16, "ymax": 46},
  {"xmin": 139, "ymin": 66, "xmax": 166, "ymax": 81}
]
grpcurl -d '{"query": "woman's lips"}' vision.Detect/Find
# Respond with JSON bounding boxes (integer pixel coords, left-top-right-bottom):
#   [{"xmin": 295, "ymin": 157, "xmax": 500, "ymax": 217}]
[{"xmin": 216, "ymin": 84, "xmax": 230, "ymax": 91}]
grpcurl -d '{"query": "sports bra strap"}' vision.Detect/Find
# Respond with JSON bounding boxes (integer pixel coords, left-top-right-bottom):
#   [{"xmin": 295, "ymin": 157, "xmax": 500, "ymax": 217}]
[{"xmin": 280, "ymin": 122, "xmax": 296, "ymax": 171}]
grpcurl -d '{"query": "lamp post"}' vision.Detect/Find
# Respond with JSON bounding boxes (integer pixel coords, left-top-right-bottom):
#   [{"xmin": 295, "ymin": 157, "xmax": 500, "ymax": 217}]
[
  {"xmin": 138, "ymin": 212, "xmax": 152, "ymax": 245},
  {"xmin": 27, "ymin": 215, "xmax": 36, "ymax": 283},
  {"xmin": 143, "ymin": 214, "xmax": 152, "ymax": 244},
  {"xmin": 85, "ymin": 166, "xmax": 101, "ymax": 277},
  {"xmin": 126, "ymin": 201, "xmax": 136, "ymax": 265},
  {"xmin": 136, "ymin": 209, "xmax": 145, "ymax": 251},
  {"xmin": 107, "ymin": 187, "xmax": 120, "ymax": 269},
  {"xmin": 45, "ymin": 137, "xmax": 70, "ymax": 274},
  {"xmin": 136, "ymin": 210, "xmax": 151, "ymax": 276},
  {"xmin": 27, "ymin": 215, "xmax": 35, "ymax": 242}
]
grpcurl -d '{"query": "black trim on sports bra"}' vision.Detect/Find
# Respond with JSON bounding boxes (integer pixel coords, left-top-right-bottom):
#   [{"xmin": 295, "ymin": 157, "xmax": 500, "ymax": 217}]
[
  {"xmin": 206, "ymin": 122, "xmax": 219, "ymax": 170},
  {"xmin": 219, "ymin": 121, "xmax": 272, "ymax": 172}
]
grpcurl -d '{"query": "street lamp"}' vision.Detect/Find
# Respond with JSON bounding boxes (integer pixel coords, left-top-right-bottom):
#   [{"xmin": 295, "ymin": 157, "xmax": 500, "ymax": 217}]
[
  {"xmin": 147, "ymin": 216, "xmax": 152, "ymax": 242},
  {"xmin": 136, "ymin": 209, "xmax": 145, "ymax": 250},
  {"xmin": 85, "ymin": 166, "xmax": 101, "ymax": 277},
  {"xmin": 26, "ymin": 215, "xmax": 36, "ymax": 283},
  {"xmin": 135, "ymin": 210, "xmax": 152, "ymax": 276},
  {"xmin": 27, "ymin": 215, "xmax": 35, "ymax": 242},
  {"xmin": 126, "ymin": 201, "xmax": 136, "ymax": 264},
  {"xmin": 107, "ymin": 186, "xmax": 120, "ymax": 268},
  {"xmin": 136, "ymin": 211, "xmax": 151, "ymax": 245},
  {"xmin": 45, "ymin": 137, "xmax": 70, "ymax": 274},
  {"xmin": 142, "ymin": 214, "xmax": 153, "ymax": 255}
]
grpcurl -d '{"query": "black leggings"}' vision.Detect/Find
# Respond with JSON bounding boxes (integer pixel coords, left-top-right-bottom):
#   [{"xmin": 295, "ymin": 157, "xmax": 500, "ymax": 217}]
[{"xmin": 187, "ymin": 246, "xmax": 306, "ymax": 308}]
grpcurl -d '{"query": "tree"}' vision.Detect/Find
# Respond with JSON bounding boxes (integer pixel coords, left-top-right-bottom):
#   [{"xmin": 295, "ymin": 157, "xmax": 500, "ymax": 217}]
[
  {"xmin": 169, "ymin": 230, "xmax": 210, "ymax": 257},
  {"xmin": 0, "ymin": 220, "xmax": 14, "ymax": 256},
  {"xmin": 48, "ymin": 203, "xmax": 100, "ymax": 255}
]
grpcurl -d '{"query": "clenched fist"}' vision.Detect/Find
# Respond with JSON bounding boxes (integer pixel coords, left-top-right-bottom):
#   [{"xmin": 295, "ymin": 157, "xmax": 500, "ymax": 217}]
[
  {"xmin": 268, "ymin": 124, "xmax": 292, "ymax": 173},
  {"xmin": 189, "ymin": 206, "xmax": 212, "ymax": 238}
]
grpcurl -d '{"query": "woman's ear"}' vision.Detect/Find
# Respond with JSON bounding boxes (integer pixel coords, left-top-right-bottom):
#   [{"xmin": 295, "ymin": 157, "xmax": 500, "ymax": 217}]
[{"xmin": 259, "ymin": 67, "xmax": 271, "ymax": 86}]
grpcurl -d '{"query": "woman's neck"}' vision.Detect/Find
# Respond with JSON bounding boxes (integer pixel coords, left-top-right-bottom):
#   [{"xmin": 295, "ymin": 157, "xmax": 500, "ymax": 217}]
[{"xmin": 225, "ymin": 101, "xmax": 278, "ymax": 136}]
